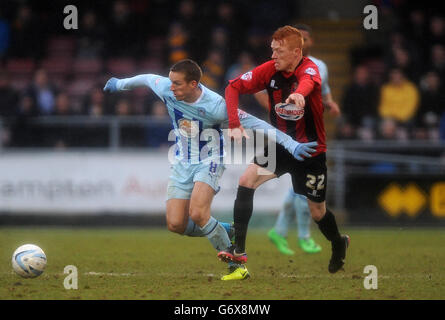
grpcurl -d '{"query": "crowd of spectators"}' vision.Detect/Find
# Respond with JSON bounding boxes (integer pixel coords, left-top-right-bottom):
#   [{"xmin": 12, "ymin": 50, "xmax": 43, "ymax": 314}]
[
  {"xmin": 0, "ymin": 0, "xmax": 295, "ymax": 148},
  {"xmin": 338, "ymin": 3, "xmax": 445, "ymax": 142},
  {"xmin": 0, "ymin": 1, "xmax": 444, "ymax": 148}
]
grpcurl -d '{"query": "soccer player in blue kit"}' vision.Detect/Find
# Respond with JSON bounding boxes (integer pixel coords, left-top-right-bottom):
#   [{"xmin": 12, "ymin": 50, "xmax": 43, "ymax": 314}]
[{"xmin": 104, "ymin": 59, "xmax": 317, "ymax": 280}]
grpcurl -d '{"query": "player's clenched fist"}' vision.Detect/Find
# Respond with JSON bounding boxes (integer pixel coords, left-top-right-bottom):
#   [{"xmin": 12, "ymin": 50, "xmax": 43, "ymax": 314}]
[
  {"xmin": 285, "ymin": 93, "xmax": 305, "ymax": 108},
  {"xmin": 293, "ymin": 141, "xmax": 318, "ymax": 161},
  {"xmin": 103, "ymin": 77, "xmax": 119, "ymax": 92},
  {"xmin": 228, "ymin": 125, "xmax": 250, "ymax": 143}
]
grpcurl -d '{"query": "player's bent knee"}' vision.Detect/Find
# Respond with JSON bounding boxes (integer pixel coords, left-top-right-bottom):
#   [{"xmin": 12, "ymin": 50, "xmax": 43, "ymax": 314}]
[
  {"xmin": 238, "ymin": 175, "xmax": 256, "ymax": 189},
  {"xmin": 310, "ymin": 207, "xmax": 325, "ymax": 221},
  {"xmin": 308, "ymin": 203, "xmax": 326, "ymax": 221},
  {"xmin": 188, "ymin": 207, "xmax": 207, "ymax": 226},
  {"xmin": 307, "ymin": 198, "xmax": 326, "ymax": 218},
  {"xmin": 166, "ymin": 221, "xmax": 186, "ymax": 234}
]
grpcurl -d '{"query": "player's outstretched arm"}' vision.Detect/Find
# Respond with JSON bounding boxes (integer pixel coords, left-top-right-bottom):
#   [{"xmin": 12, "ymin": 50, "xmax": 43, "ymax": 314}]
[
  {"xmin": 238, "ymin": 110, "xmax": 317, "ymax": 161},
  {"xmin": 225, "ymin": 84, "xmax": 248, "ymax": 143},
  {"xmin": 103, "ymin": 77, "xmax": 119, "ymax": 92},
  {"xmin": 225, "ymin": 62, "xmax": 271, "ymax": 143},
  {"xmin": 104, "ymin": 74, "xmax": 166, "ymax": 93}
]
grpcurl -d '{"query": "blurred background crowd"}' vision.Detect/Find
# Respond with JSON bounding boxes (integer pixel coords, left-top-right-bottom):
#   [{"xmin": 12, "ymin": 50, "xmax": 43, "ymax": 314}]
[
  {"xmin": 0, "ymin": 0, "xmax": 444, "ymax": 148},
  {"xmin": 342, "ymin": 3, "xmax": 445, "ymax": 142}
]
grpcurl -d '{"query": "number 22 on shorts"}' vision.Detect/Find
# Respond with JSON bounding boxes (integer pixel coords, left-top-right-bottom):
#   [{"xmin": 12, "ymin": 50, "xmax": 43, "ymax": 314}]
[{"xmin": 306, "ymin": 174, "xmax": 325, "ymax": 190}]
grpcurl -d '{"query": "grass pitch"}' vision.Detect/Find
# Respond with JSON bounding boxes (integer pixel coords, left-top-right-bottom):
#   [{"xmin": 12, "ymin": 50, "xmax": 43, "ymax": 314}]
[{"xmin": 0, "ymin": 227, "xmax": 444, "ymax": 300}]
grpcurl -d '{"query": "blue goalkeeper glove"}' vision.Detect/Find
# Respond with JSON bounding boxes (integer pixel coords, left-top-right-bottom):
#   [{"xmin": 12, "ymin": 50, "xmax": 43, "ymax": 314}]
[
  {"xmin": 103, "ymin": 77, "xmax": 119, "ymax": 92},
  {"xmin": 293, "ymin": 141, "xmax": 318, "ymax": 161}
]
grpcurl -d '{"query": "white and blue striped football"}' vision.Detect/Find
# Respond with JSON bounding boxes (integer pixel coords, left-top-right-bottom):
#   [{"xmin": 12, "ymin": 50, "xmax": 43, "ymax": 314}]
[
  {"xmin": 274, "ymin": 102, "xmax": 305, "ymax": 121},
  {"xmin": 12, "ymin": 244, "xmax": 47, "ymax": 278}
]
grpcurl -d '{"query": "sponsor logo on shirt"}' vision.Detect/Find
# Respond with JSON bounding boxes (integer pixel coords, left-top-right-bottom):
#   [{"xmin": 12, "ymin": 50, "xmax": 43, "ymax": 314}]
[
  {"xmin": 274, "ymin": 103, "xmax": 304, "ymax": 121},
  {"xmin": 178, "ymin": 118, "xmax": 199, "ymax": 138},
  {"xmin": 241, "ymin": 71, "xmax": 252, "ymax": 81},
  {"xmin": 305, "ymin": 67, "xmax": 317, "ymax": 75},
  {"xmin": 197, "ymin": 107, "xmax": 206, "ymax": 117},
  {"xmin": 270, "ymin": 79, "xmax": 278, "ymax": 89},
  {"xmin": 237, "ymin": 109, "xmax": 249, "ymax": 119}
]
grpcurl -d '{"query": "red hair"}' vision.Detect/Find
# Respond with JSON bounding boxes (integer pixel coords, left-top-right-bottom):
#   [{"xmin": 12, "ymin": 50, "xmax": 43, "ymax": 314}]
[{"xmin": 272, "ymin": 25, "xmax": 304, "ymax": 49}]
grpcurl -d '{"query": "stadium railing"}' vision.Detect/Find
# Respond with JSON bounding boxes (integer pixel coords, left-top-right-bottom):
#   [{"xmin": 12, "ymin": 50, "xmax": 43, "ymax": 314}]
[
  {"xmin": 0, "ymin": 116, "xmax": 444, "ymax": 217},
  {"xmin": 0, "ymin": 115, "xmax": 172, "ymax": 151},
  {"xmin": 328, "ymin": 140, "xmax": 444, "ymax": 211}
]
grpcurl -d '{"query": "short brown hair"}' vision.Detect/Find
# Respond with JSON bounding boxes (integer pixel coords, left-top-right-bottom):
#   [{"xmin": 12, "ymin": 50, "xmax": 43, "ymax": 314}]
[
  {"xmin": 272, "ymin": 25, "xmax": 304, "ymax": 49},
  {"xmin": 170, "ymin": 59, "xmax": 202, "ymax": 83}
]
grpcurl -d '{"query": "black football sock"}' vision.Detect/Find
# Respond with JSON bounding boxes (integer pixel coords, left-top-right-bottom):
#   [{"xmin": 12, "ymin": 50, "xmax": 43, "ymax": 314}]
[
  {"xmin": 233, "ymin": 186, "xmax": 256, "ymax": 253},
  {"xmin": 315, "ymin": 209, "xmax": 342, "ymax": 244}
]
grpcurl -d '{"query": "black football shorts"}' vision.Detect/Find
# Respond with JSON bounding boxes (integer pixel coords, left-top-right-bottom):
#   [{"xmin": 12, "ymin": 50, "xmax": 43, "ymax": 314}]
[{"xmin": 253, "ymin": 142, "xmax": 327, "ymax": 203}]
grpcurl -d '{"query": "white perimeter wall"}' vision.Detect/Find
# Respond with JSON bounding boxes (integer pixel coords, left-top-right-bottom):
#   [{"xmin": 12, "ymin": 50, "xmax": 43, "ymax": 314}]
[{"xmin": 0, "ymin": 151, "xmax": 292, "ymax": 215}]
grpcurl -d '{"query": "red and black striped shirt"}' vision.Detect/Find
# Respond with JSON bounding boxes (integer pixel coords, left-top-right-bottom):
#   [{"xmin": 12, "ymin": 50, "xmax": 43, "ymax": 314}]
[{"xmin": 225, "ymin": 57, "xmax": 326, "ymax": 156}]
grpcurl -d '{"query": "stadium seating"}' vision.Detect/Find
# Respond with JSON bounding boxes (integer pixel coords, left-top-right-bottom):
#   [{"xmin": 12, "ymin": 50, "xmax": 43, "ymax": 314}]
[
  {"xmin": 65, "ymin": 77, "xmax": 98, "ymax": 109},
  {"xmin": 139, "ymin": 58, "xmax": 164, "ymax": 75},
  {"xmin": 73, "ymin": 58, "xmax": 104, "ymax": 79},
  {"xmin": 6, "ymin": 58, "xmax": 36, "ymax": 91},
  {"xmin": 46, "ymin": 36, "xmax": 76, "ymax": 58},
  {"xmin": 6, "ymin": 58, "xmax": 35, "ymax": 74},
  {"xmin": 106, "ymin": 58, "xmax": 136, "ymax": 77},
  {"xmin": 40, "ymin": 57, "xmax": 73, "ymax": 88}
]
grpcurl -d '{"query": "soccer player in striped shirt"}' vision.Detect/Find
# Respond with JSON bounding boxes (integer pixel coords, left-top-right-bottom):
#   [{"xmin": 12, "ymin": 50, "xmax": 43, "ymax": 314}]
[
  {"xmin": 266, "ymin": 24, "xmax": 341, "ymax": 255},
  {"xmin": 218, "ymin": 26, "xmax": 349, "ymax": 274}
]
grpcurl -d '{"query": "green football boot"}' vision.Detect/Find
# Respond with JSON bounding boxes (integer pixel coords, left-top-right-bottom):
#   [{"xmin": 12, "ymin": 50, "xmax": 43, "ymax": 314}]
[
  {"xmin": 267, "ymin": 229, "xmax": 295, "ymax": 256},
  {"xmin": 221, "ymin": 265, "xmax": 250, "ymax": 281},
  {"xmin": 298, "ymin": 237, "xmax": 322, "ymax": 254}
]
